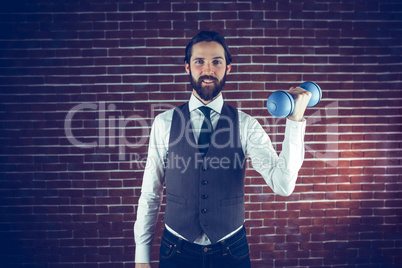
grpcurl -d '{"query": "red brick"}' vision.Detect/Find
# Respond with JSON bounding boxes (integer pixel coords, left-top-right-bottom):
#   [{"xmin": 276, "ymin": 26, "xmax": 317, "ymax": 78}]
[
  {"xmin": 311, "ymin": 233, "xmax": 335, "ymax": 242},
  {"xmin": 276, "ymin": 210, "xmax": 300, "ymax": 219},
  {"xmin": 301, "ymin": 209, "xmax": 325, "ymax": 217},
  {"xmin": 312, "ymin": 202, "xmax": 336, "ymax": 209},
  {"xmin": 326, "ymin": 192, "xmax": 349, "ymax": 200},
  {"xmin": 250, "ymin": 227, "xmax": 276, "ymax": 237},
  {"xmin": 326, "ymin": 209, "xmax": 349, "ymax": 217}
]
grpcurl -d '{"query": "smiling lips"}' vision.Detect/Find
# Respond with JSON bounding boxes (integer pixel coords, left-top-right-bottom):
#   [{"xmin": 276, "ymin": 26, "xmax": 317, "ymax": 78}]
[
  {"xmin": 202, "ymin": 79, "xmax": 214, "ymax": 85},
  {"xmin": 200, "ymin": 76, "xmax": 217, "ymax": 85}
]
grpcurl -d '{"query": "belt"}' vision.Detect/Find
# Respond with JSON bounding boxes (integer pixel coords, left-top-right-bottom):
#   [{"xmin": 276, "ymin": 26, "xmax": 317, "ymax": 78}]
[{"xmin": 162, "ymin": 225, "xmax": 247, "ymax": 256}]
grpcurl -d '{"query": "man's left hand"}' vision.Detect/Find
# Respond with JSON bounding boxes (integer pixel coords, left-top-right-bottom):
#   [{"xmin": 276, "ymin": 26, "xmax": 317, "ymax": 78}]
[{"xmin": 287, "ymin": 86, "xmax": 312, "ymax": 122}]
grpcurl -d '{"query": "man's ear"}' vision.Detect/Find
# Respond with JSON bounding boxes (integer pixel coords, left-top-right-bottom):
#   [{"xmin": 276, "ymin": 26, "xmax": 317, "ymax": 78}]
[
  {"xmin": 185, "ymin": 61, "xmax": 190, "ymax": 75},
  {"xmin": 226, "ymin": 63, "xmax": 232, "ymax": 75}
]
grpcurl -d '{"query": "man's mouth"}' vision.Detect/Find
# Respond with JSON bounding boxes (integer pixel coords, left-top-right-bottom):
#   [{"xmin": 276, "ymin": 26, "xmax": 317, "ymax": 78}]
[
  {"xmin": 200, "ymin": 76, "xmax": 217, "ymax": 85},
  {"xmin": 202, "ymin": 79, "xmax": 214, "ymax": 85}
]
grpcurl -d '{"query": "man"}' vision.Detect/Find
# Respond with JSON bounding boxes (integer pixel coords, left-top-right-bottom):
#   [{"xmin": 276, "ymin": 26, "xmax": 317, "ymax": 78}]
[{"xmin": 135, "ymin": 31, "xmax": 311, "ymax": 268}]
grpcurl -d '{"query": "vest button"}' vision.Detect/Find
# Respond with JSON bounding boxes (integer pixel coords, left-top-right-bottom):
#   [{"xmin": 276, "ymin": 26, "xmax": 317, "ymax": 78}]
[
  {"xmin": 201, "ymin": 209, "xmax": 207, "ymax": 214},
  {"xmin": 201, "ymin": 195, "xmax": 208, "ymax": 199},
  {"xmin": 201, "ymin": 180, "xmax": 208, "ymax": 185}
]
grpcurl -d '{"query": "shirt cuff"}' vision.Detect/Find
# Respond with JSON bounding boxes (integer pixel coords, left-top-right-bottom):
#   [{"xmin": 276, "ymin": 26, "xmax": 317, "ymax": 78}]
[
  {"xmin": 135, "ymin": 244, "xmax": 152, "ymax": 264},
  {"xmin": 285, "ymin": 118, "xmax": 306, "ymax": 139}
]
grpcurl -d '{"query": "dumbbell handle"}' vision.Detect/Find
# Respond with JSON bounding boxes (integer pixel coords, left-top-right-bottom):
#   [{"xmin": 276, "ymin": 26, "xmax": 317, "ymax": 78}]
[{"xmin": 266, "ymin": 82, "xmax": 322, "ymax": 118}]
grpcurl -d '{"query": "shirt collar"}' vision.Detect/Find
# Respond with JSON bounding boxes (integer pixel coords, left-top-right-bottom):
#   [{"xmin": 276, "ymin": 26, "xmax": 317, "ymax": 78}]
[{"xmin": 189, "ymin": 93, "xmax": 224, "ymax": 114}]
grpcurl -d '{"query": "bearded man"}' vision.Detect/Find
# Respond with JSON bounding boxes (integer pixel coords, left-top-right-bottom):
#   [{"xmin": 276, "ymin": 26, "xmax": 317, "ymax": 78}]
[{"xmin": 134, "ymin": 31, "xmax": 311, "ymax": 268}]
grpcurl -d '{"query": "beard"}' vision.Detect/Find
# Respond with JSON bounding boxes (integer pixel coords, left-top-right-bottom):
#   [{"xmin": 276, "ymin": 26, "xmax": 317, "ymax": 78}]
[{"xmin": 190, "ymin": 71, "xmax": 227, "ymax": 102}]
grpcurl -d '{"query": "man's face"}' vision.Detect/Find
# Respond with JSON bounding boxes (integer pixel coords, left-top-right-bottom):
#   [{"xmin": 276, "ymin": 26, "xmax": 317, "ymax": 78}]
[{"xmin": 185, "ymin": 41, "xmax": 231, "ymax": 103}]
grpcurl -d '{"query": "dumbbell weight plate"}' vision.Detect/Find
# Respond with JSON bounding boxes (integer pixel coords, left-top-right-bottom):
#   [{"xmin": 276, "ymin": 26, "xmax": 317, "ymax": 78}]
[
  {"xmin": 299, "ymin": 81, "xmax": 322, "ymax": 107},
  {"xmin": 266, "ymin": 81, "xmax": 322, "ymax": 117},
  {"xmin": 266, "ymin": 91, "xmax": 295, "ymax": 118}
]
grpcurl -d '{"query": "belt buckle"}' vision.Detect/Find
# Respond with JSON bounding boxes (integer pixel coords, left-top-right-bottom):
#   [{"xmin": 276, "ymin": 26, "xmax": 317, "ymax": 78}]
[{"xmin": 203, "ymin": 247, "xmax": 211, "ymax": 253}]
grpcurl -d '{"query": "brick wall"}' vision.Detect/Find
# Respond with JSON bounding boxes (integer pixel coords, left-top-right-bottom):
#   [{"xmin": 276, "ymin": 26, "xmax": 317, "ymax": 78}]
[{"xmin": 0, "ymin": 0, "xmax": 401, "ymax": 267}]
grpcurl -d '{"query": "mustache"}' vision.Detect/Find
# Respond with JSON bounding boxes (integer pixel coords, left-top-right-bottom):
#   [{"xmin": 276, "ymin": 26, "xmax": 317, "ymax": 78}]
[{"xmin": 198, "ymin": 75, "xmax": 218, "ymax": 82}]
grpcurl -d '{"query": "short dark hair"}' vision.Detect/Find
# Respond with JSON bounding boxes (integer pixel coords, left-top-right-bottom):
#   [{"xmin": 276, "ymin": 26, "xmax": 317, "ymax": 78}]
[{"xmin": 184, "ymin": 31, "xmax": 232, "ymax": 66}]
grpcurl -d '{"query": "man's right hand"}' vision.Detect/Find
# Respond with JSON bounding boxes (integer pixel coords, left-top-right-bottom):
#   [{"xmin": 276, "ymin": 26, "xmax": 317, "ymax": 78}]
[{"xmin": 135, "ymin": 264, "xmax": 151, "ymax": 268}]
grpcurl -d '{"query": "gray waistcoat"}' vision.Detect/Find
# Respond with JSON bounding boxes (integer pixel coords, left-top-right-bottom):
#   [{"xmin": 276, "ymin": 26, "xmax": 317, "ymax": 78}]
[{"xmin": 164, "ymin": 102, "xmax": 246, "ymax": 244}]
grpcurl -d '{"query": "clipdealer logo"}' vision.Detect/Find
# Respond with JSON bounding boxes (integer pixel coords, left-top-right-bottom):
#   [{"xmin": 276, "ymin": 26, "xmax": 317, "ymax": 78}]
[
  {"xmin": 130, "ymin": 151, "xmax": 285, "ymax": 174},
  {"xmin": 64, "ymin": 102, "xmax": 154, "ymax": 160},
  {"xmin": 64, "ymin": 100, "xmax": 339, "ymax": 167}
]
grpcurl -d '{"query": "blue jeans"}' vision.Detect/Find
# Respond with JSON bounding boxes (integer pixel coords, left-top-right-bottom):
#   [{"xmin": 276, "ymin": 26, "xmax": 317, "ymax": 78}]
[{"xmin": 159, "ymin": 226, "xmax": 251, "ymax": 268}]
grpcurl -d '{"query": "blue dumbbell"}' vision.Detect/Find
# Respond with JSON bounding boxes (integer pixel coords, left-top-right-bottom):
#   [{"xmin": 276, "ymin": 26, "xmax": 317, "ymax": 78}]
[{"xmin": 266, "ymin": 81, "xmax": 322, "ymax": 118}]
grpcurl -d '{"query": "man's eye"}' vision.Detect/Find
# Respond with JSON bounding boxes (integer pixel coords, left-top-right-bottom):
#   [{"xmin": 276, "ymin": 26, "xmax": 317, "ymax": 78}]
[
  {"xmin": 196, "ymin": 60, "xmax": 204, "ymax": 64},
  {"xmin": 213, "ymin": 60, "xmax": 222, "ymax": 65}
]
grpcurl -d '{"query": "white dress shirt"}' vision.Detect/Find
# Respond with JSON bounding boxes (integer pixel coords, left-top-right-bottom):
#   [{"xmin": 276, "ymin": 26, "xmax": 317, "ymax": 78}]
[{"xmin": 134, "ymin": 93, "xmax": 306, "ymax": 263}]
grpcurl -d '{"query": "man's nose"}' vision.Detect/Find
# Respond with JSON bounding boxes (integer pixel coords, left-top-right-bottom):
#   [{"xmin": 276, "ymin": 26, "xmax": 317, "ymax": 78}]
[{"xmin": 202, "ymin": 63, "xmax": 214, "ymax": 75}]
